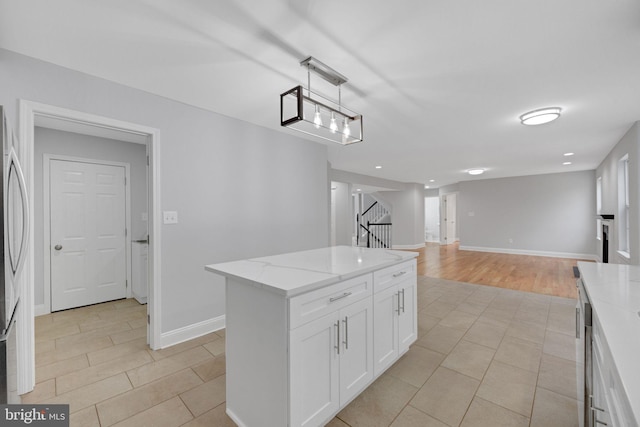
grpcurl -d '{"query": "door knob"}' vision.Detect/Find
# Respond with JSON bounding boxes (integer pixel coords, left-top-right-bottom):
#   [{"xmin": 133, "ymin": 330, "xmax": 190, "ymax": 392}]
[{"xmin": 54, "ymin": 244, "xmax": 62, "ymax": 251}]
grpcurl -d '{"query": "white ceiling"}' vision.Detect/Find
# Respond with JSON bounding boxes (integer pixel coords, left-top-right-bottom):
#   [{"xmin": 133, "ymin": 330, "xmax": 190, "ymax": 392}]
[{"xmin": 2, "ymin": 0, "xmax": 640, "ymax": 188}]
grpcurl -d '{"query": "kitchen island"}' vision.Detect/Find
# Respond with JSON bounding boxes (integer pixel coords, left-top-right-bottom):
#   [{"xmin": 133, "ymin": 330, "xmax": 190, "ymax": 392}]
[
  {"xmin": 577, "ymin": 261, "xmax": 640, "ymax": 426},
  {"xmin": 206, "ymin": 246, "xmax": 418, "ymax": 427}
]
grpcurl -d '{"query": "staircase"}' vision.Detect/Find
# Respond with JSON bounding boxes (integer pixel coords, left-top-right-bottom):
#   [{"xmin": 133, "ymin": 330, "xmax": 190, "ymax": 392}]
[{"xmin": 357, "ymin": 194, "xmax": 392, "ymax": 248}]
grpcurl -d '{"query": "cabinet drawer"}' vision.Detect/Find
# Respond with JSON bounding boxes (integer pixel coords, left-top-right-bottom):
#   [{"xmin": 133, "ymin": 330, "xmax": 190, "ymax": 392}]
[
  {"xmin": 289, "ymin": 274, "xmax": 372, "ymax": 329},
  {"xmin": 373, "ymin": 260, "xmax": 416, "ymax": 293}
]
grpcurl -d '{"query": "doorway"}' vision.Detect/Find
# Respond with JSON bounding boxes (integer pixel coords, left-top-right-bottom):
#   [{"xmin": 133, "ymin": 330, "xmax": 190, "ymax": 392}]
[
  {"xmin": 441, "ymin": 193, "xmax": 457, "ymax": 245},
  {"xmin": 424, "ymin": 197, "xmax": 440, "ymax": 243},
  {"xmin": 18, "ymin": 100, "xmax": 161, "ymax": 395}
]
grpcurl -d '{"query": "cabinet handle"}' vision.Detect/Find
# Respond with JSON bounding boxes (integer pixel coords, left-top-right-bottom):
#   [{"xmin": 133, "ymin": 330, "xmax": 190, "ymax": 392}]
[
  {"xmin": 393, "ymin": 271, "xmax": 406, "ymax": 278},
  {"xmin": 343, "ymin": 316, "xmax": 349, "ymax": 350},
  {"xmin": 401, "ymin": 288, "xmax": 405, "ymax": 313},
  {"xmin": 396, "ymin": 291, "xmax": 401, "ymax": 315},
  {"xmin": 329, "ymin": 292, "xmax": 352, "ymax": 303},
  {"xmin": 335, "ymin": 320, "xmax": 340, "ymax": 355},
  {"xmin": 576, "ymin": 307, "xmax": 580, "ymax": 339},
  {"xmin": 595, "ymin": 420, "xmax": 608, "ymax": 426},
  {"xmin": 591, "ymin": 406, "xmax": 605, "ymax": 413}
]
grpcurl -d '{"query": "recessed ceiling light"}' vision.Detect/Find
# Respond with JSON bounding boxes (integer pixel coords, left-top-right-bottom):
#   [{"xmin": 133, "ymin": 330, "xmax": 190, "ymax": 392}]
[
  {"xmin": 564, "ymin": 152, "xmax": 574, "ymax": 157},
  {"xmin": 563, "ymin": 161, "xmax": 572, "ymax": 165},
  {"xmin": 356, "ymin": 188, "xmax": 362, "ymax": 192},
  {"xmin": 424, "ymin": 185, "xmax": 430, "ymax": 189},
  {"xmin": 520, "ymin": 107, "xmax": 561, "ymax": 125},
  {"xmin": 429, "ymin": 179, "xmax": 435, "ymax": 182},
  {"xmin": 375, "ymin": 165, "xmax": 382, "ymax": 169},
  {"xmin": 467, "ymin": 169, "xmax": 485, "ymax": 176}
]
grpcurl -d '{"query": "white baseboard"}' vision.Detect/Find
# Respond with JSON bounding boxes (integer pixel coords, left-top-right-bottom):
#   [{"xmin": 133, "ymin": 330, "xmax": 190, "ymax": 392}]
[
  {"xmin": 34, "ymin": 304, "xmax": 49, "ymax": 317},
  {"xmin": 37, "ymin": 303, "xmax": 225, "ymax": 349},
  {"xmin": 159, "ymin": 315, "xmax": 226, "ymax": 349},
  {"xmin": 392, "ymin": 243, "xmax": 426, "ymax": 250},
  {"xmin": 459, "ymin": 245, "xmax": 598, "ymax": 260}
]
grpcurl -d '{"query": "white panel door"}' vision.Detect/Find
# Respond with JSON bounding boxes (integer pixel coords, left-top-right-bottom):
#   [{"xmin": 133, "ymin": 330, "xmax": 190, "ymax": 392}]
[
  {"xmin": 444, "ymin": 193, "xmax": 457, "ymax": 245},
  {"xmin": 50, "ymin": 160, "xmax": 127, "ymax": 311}
]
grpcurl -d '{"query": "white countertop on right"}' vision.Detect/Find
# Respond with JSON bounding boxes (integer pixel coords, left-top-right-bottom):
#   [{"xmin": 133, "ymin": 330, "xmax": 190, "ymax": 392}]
[{"xmin": 578, "ymin": 261, "xmax": 640, "ymax": 424}]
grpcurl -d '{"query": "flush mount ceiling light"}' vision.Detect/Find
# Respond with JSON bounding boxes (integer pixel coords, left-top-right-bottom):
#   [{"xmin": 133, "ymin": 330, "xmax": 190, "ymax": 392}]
[
  {"xmin": 467, "ymin": 169, "xmax": 485, "ymax": 176},
  {"xmin": 520, "ymin": 107, "xmax": 562, "ymax": 125},
  {"xmin": 280, "ymin": 57, "xmax": 363, "ymax": 145}
]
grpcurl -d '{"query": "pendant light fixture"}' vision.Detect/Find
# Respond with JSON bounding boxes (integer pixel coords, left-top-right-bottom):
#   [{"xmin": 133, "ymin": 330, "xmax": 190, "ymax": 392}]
[
  {"xmin": 313, "ymin": 105, "xmax": 323, "ymax": 129},
  {"xmin": 280, "ymin": 56, "xmax": 363, "ymax": 145},
  {"xmin": 329, "ymin": 112, "xmax": 338, "ymax": 133}
]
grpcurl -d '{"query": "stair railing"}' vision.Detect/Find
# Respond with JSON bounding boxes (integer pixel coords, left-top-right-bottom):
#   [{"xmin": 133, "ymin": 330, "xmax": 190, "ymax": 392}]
[
  {"xmin": 357, "ymin": 199, "xmax": 392, "ymax": 248},
  {"xmin": 359, "ymin": 221, "xmax": 392, "ymax": 248}
]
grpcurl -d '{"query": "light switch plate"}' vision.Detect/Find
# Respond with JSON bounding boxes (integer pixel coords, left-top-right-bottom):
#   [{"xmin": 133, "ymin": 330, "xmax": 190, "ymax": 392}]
[{"xmin": 163, "ymin": 211, "xmax": 178, "ymax": 224}]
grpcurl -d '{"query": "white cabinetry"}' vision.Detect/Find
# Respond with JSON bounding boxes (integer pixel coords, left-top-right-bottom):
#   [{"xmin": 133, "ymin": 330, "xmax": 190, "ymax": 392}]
[
  {"xmin": 208, "ymin": 247, "xmax": 417, "ymax": 427},
  {"xmin": 591, "ymin": 315, "xmax": 635, "ymax": 427},
  {"xmin": 591, "ymin": 348, "xmax": 612, "ymax": 426},
  {"xmin": 373, "ymin": 260, "xmax": 417, "ymax": 376},
  {"xmin": 290, "ymin": 292, "xmax": 373, "ymax": 426}
]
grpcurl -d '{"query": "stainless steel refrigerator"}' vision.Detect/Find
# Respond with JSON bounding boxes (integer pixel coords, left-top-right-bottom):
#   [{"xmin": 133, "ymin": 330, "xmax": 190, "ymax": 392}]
[{"xmin": 0, "ymin": 106, "xmax": 29, "ymax": 404}]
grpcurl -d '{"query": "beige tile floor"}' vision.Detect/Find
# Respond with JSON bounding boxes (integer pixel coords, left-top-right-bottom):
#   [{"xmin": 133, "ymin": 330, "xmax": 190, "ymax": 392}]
[{"xmin": 23, "ymin": 276, "xmax": 578, "ymax": 426}]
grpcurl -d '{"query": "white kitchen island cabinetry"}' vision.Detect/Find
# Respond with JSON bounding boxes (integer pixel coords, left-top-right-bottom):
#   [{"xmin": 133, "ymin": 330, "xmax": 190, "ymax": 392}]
[
  {"xmin": 290, "ymin": 289, "xmax": 373, "ymax": 426},
  {"xmin": 206, "ymin": 246, "xmax": 418, "ymax": 427},
  {"xmin": 372, "ymin": 260, "xmax": 417, "ymax": 376}
]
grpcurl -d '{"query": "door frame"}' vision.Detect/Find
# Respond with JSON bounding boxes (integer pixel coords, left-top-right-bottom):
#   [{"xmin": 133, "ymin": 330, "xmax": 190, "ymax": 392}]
[
  {"xmin": 43, "ymin": 155, "xmax": 132, "ymax": 312},
  {"xmin": 18, "ymin": 100, "xmax": 162, "ymax": 394}
]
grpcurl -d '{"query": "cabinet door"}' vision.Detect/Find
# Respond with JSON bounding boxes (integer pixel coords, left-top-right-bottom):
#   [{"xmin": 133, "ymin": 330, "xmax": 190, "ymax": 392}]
[
  {"xmin": 592, "ymin": 354, "xmax": 612, "ymax": 427},
  {"xmin": 373, "ymin": 285, "xmax": 399, "ymax": 376},
  {"xmin": 290, "ymin": 312, "xmax": 340, "ymax": 427},
  {"xmin": 339, "ymin": 297, "xmax": 374, "ymax": 406},
  {"xmin": 398, "ymin": 279, "xmax": 417, "ymax": 354}
]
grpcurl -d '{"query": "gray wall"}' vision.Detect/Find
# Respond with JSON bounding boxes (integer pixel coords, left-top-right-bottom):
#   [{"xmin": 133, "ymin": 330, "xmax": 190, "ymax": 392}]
[
  {"xmin": 596, "ymin": 122, "xmax": 640, "ymax": 264},
  {"xmin": 330, "ymin": 181, "xmax": 352, "ymax": 246},
  {"xmin": 376, "ymin": 183, "xmax": 426, "ymax": 248},
  {"xmin": 458, "ymin": 171, "xmax": 596, "ymax": 257},
  {"xmin": 330, "ymin": 169, "xmax": 406, "ymax": 191},
  {"xmin": 1, "ymin": 48, "xmax": 329, "ymax": 333},
  {"xmin": 33, "ymin": 127, "xmax": 148, "ymax": 306}
]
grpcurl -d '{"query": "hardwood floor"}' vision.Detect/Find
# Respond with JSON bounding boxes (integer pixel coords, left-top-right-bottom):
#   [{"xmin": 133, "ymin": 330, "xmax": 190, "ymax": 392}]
[{"xmin": 409, "ymin": 242, "xmax": 590, "ymax": 299}]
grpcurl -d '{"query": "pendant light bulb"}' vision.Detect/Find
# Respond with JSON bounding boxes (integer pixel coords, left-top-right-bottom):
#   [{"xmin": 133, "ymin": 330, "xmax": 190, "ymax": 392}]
[
  {"xmin": 313, "ymin": 104, "xmax": 323, "ymax": 129},
  {"xmin": 343, "ymin": 117, "xmax": 351, "ymax": 138},
  {"xmin": 329, "ymin": 112, "xmax": 338, "ymax": 133}
]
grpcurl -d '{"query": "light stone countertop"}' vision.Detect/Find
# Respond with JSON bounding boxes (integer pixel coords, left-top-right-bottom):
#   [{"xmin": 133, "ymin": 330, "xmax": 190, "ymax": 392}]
[
  {"xmin": 578, "ymin": 261, "xmax": 640, "ymax": 424},
  {"xmin": 205, "ymin": 245, "xmax": 418, "ymax": 297}
]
